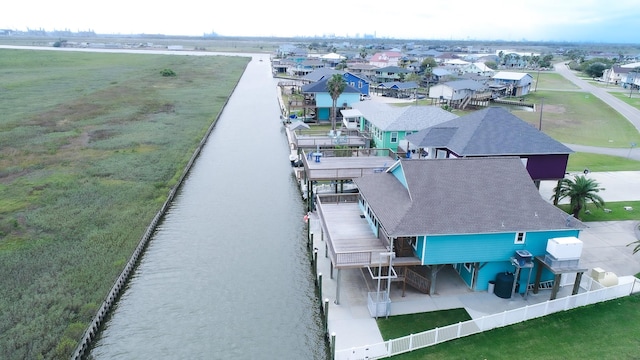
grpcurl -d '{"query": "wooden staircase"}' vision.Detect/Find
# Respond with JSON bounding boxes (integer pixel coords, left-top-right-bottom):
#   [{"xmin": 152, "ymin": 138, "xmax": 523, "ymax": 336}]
[{"xmin": 396, "ymin": 266, "xmax": 430, "ymax": 295}]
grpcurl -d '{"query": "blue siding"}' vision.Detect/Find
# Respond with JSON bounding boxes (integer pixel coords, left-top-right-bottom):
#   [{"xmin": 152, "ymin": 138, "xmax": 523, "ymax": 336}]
[
  {"xmin": 428, "ymin": 229, "xmax": 581, "ymax": 292},
  {"xmin": 477, "ymin": 261, "xmax": 555, "ymax": 293},
  {"xmin": 423, "ymin": 229, "xmax": 580, "ymax": 265},
  {"xmin": 415, "ymin": 236, "xmax": 425, "ymax": 261},
  {"xmin": 390, "ymin": 165, "xmax": 408, "ymax": 188},
  {"xmin": 456, "ymin": 263, "xmax": 473, "ymax": 288},
  {"xmin": 317, "ymin": 108, "xmax": 330, "ymax": 121},
  {"xmin": 343, "ymin": 73, "xmax": 370, "ymax": 95},
  {"xmin": 316, "ymin": 93, "xmax": 360, "ymax": 108},
  {"xmin": 358, "ymin": 201, "xmax": 379, "ymax": 237}
]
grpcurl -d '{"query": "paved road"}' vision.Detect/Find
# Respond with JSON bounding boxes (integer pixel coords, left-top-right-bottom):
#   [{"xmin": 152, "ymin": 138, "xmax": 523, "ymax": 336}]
[
  {"xmin": 554, "ymin": 62, "xmax": 640, "ymax": 133},
  {"xmin": 564, "ymin": 143, "xmax": 640, "ymax": 161}
]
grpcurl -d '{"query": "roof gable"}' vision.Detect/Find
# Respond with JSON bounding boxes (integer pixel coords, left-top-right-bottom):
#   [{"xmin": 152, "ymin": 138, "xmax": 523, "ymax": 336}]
[
  {"xmin": 493, "ymin": 71, "xmax": 532, "ymax": 81},
  {"xmin": 301, "ymin": 77, "xmax": 361, "ymax": 94},
  {"xmin": 371, "ymin": 51, "xmax": 402, "ymax": 62}
]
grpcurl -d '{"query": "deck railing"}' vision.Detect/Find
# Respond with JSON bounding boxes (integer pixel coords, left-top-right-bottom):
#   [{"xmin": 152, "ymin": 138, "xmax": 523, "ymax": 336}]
[
  {"xmin": 335, "ymin": 277, "xmax": 640, "ymax": 360},
  {"xmin": 316, "ymin": 194, "xmax": 391, "ymax": 268},
  {"xmin": 301, "ymin": 148, "xmax": 397, "ymax": 181}
]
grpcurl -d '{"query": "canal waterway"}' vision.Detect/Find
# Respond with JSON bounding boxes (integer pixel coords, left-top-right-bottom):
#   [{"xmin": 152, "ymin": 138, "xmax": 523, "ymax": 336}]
[{"xmin": 89, "ymin": 54, "xmax": 328, "ymax": 359}]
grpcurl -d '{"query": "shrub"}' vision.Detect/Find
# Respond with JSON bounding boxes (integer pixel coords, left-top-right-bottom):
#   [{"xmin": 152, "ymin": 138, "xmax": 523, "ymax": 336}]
[{"xmin": 160, "ymin": 68, "xmax": 176, "ymax": 77}]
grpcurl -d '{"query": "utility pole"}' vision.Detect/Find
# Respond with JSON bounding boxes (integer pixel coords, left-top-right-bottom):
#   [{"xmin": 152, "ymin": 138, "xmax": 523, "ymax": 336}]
[{"xmin": 538, "ymin": 98, "xmax": 544, "ymax": 131}]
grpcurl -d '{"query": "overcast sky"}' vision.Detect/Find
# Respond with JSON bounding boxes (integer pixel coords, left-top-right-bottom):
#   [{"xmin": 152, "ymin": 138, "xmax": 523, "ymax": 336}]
[{"xmin": 2, "ymin": 0, "xmax": 638, "ymax": 43}]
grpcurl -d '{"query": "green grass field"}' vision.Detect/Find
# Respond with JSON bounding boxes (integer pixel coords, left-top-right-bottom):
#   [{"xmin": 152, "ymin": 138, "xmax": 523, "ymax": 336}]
[
  {"xmin": 514, "ymin": 90, "xmax": 640, "ymax": 148},
  {"xmin": 0, "ymin": 49, "xmax": 249, "ymax": 359},
  {"xmin": 533, "ymin": 71, "xmax": 581, "ymax": 91}
]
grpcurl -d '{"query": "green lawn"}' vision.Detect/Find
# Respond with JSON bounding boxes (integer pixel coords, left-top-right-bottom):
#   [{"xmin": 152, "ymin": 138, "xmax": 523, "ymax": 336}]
[
  {"xmin": 567, "ymin": 152, "xmax": 640, "ymax": 172},
  {"xmin": 558, "ymin": 201, "xmax": 640, "ymax": 221},
  {"xmin": 610, "ymin": 90, "xmax": 640, "ymax": 110},
  {"xmin": 533, "ymin": 71, "xmax": 581, "ymax": 91},
  {"xmin": 0, "ymin": 49, "xmax": 249, "ymax": 359},
  {"xmin": 514, "ymin": 91, "xmax": 640, "ymax": 147},
  {"xmin": 380, "ymin": 295, "xmax": 640, "ymax": 360},
  {"xmin": 377, "ymin": 309, "xmax": 472, "ymax": 340}
]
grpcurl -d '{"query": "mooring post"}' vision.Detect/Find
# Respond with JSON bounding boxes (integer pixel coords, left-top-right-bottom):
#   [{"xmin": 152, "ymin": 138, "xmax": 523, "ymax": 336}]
[
  {"xmin": 318, "ymin": 273, "xmax": 323, "ymax": 305},
  {"xmin": 330, "ymin": 333, "xmax": 336, "ymax": 360},
  {"xmin": 324, "ymin": 298, "xmax": 329, "ymax": 335},
  {"xmin": 313, "ymin": 249, "xmax": 318, "ymax": 277}
]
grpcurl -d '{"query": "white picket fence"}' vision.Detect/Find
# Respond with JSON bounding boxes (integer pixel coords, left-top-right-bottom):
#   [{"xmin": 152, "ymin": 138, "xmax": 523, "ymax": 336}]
[{"xmin": 336, "ymin": 276, "xmax": 640, "ymax": 360}]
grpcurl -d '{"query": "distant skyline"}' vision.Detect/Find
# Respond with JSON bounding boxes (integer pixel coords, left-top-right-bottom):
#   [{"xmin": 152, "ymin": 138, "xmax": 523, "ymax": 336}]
[{"xmin": 2, "ymin": 0, "xmax": 639, "ymax": 44}]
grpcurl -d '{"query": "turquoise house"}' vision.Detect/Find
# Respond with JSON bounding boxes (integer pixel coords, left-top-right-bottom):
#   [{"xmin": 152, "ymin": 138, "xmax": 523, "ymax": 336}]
[
  {"xmin": 352, "ymin": 157, "xmax": 586, "ymax": 294},
  {"xmin": 349, "ymin": 101, "xmax": 458, "ymax": 152},
  {"xmin": 301, "ymin": 77, "xmax": 361, "ymax": 122}
]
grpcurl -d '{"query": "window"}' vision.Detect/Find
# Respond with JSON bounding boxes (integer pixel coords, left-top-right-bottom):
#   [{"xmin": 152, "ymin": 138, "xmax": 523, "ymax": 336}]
[
  {"xmin": 515, "ymin": 232, "xmax": 526, "ymax": 244},
  {"xmin": 390, "ymin": 132, "xmax": 398, "ymax": 143}
]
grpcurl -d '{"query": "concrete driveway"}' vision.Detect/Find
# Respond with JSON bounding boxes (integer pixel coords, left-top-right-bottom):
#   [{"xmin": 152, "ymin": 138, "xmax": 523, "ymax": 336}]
[{"xmin": 539, "ymin": 171, "xmax": 640, "ymax": 277}]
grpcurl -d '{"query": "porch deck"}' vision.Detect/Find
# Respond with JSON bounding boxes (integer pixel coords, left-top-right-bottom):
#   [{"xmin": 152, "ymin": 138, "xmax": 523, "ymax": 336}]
[
  {"xmin": 317, "ymin": 196, "xmax": 420, "ymax": 269},
  {"xmin": 292, "ymin": 129, "xmax": 368, "ymax": 149},
  {"xmin": 302, "ymin": 148, "xmax": 397, "ymax": 181}
]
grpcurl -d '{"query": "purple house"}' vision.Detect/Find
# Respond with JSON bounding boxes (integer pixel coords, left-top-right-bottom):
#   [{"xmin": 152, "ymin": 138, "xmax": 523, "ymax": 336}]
[{"xmin": 405, "ymin": 107, "xmax": 573, "ymax": 185}]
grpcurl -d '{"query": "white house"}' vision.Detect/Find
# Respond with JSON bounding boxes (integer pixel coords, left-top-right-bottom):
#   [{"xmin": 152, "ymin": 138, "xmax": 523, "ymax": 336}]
[
  {"xmin": 462, "ymin": 62, "xmax": 496, "ymax": 77},
  {"xmin": 491, "ymin": 71, "xmax": 533, "ymax": 97},
  {"xmin": 428, "ymin": 79, "xmax": 486, "ymax": 102}
]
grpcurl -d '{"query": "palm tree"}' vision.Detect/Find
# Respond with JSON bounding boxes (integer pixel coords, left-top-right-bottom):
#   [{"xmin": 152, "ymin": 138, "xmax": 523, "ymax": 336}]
[
  {"xmin": 359, "ymin": 48, "xmax": 367, "ymax": 60},
  {"xmin": 628, "ymin": 236, "xmax": 640, "ymax": 255},
  {"xmin": 551, "ymin": 175, "xmax": 605, "ymax": 219},
  {"xmin": 327, "ymin": 74, "xmax": 346, "ymax": 131}
]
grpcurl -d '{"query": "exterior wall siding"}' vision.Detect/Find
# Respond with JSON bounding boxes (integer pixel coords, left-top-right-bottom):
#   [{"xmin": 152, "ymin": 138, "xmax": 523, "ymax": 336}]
[
  {"xmin": 476, "ymin": 260, "xmax": 556, "ymax": 293},
  {"xmin": 344, "ymin": 73, "xmax": 370, "ymax": 95},
  {"xmin": 423, "ymin": 229, "xmax": 581, "ymax": 292},
  {"xmin": 525, "ymin": 154, "xmax": 569, "ymax": 181},
  {"xmin": 422, "ymin": 229, "xmax": 581, "ymax": 265},
  {"xmin": 316, "ymin": 93, "xmax": 361, "ymax": 108}
]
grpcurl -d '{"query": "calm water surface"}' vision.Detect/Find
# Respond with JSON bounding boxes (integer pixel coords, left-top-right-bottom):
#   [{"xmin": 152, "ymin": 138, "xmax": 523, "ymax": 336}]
[{"xmin": 89, "ymin": 54, "xmax": 327, "ymax": 359}]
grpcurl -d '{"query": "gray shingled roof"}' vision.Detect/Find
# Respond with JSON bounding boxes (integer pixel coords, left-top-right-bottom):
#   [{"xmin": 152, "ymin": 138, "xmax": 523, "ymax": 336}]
[
  {"xmin": 378, "ymin": 81, "xmax": 419, "ymax": 89},
  {"xmin": 303, "ymin": 68, "xmax": 343, "ymax": 82},
  {"xmin": 301, "ymin": 77, "xmax": 361, "ymax": 94},
  {"xmin": 432, "ymin": 68, "xmax": 452, "ymax": 76},
  {"xmin": 442, "ymin": 79, "xmax": 486, "ymax": 91},
  {"xmin": 351, "ymin": 102, "xmax": 459, "ymax": 131},
  {"xmin": 376, "ymin": 66, "xmax": 412, "ymax": 73},
  {"xmin": 353, "ymin": 157, "xmax": 585, "ymax": 237},
  {"xmin": 405, "ymin": 107, "xmax": 573, "ymax": 156}
]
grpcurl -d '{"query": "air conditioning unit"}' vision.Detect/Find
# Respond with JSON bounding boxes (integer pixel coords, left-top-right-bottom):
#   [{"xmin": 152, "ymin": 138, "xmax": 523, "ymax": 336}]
[{"xmin": 546, "ymin": 237, "xmax": 583, "ymax": 260}]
